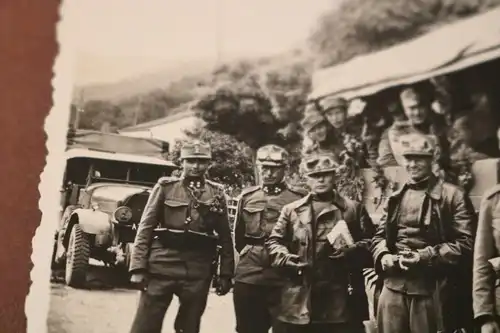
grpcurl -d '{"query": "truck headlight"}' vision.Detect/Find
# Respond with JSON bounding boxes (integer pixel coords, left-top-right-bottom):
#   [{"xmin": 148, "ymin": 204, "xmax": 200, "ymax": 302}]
[{"xmin": 113, "ymin": 206, "xmax": 133, "ymax": 223}]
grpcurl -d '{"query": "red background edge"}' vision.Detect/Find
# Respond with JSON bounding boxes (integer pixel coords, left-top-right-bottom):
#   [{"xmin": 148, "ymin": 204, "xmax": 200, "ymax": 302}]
[{"xmin": 0, "ymin": 1, "xmax": 59, "ymax": 332}]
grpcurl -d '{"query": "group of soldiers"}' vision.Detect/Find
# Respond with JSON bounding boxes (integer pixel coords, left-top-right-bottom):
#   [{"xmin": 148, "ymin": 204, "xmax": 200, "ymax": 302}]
[{"xmin": 126, "ymin": 135, "xmax": 500, "ymax": 333}]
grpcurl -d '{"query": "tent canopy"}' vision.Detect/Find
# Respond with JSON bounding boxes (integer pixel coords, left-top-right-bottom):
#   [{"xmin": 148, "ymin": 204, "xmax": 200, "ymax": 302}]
[
  {"xmin": 66, "ymin": 148, "xmax": 177, "ymax": 167},
  {"xmin": 68, "ymin": 129, "xmax": 169, "ymax": 159},
  {"xmin": 309, "ymin": 7, "xmax": 500, "ymax": 101}
]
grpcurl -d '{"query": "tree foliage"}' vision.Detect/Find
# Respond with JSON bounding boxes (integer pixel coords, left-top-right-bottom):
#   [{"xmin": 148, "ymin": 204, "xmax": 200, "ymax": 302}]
[
  {"xmin": 194, "ymin": 52, "xmax": 313, "ymax": 154},
  {"xmin": 168, "ymin": 125, "xmax": 255, "ymax": 194},
  {"xmin": 310, "ymin": 0, "xmax": 500, "ymax": 68}
]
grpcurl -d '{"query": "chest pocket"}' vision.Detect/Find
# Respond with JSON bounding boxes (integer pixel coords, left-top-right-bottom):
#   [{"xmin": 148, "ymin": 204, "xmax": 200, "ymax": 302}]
[
  {"xmin": 261, "ymin": 207, "xmax": 281, "ymax": 235},
  {"xmin": 242, "ymin": 206, "xmax": 264, "ymax": 237},
  {"xmin": 163, "ymin": 199, "xmax": 189, "ymax": 229}
]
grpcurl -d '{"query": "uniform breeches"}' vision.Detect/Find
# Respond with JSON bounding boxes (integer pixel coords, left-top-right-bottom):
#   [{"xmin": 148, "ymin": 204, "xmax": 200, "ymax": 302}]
[
  {"xmin": 129, "ymin": 277, "xmax": 211, "ymax": 333},
  {"xmin": 377, "ymin": 286, "xmax": 437, "ymax": 333},
  {"xmin": 233, "ymin": 281, "xmax": 285, "ymax": 333}
]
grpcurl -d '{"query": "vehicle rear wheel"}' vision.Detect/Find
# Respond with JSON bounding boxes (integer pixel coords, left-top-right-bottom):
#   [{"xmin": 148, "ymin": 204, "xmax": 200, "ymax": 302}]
[{"xmin": 65, "ymin": 224, "xmax": 90, "ymax": 288}]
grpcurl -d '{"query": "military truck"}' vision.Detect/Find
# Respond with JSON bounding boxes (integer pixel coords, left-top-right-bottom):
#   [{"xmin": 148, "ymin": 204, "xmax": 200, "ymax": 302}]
[{"xmin": 52, "ymin": 129, "xmax": 177, "ymax": 288}]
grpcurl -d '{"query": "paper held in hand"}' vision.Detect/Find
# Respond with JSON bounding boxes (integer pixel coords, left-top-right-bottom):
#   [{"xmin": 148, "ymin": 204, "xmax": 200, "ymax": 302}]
[{"xmin": 327, "ymin": 220, "xmax": 354, "ymax": 250}]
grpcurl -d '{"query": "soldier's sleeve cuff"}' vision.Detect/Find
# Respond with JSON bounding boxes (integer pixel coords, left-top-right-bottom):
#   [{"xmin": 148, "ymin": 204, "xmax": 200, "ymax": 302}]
[
  {"xmin": 417, "ymin": 247, "xmax": 437, "ymax": 265},
  {"xmin": 129, "ymin": 263, "xmax": 147, "ymax": 274}
]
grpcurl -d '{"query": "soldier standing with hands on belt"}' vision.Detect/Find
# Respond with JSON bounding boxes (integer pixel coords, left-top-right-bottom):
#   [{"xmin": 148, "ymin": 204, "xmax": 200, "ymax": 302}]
[
  {"xmin": 232, "ymin": 144, "xmax": 307, "ymax": 333},
  {"xmin": 371, "ymin": 133, "xmax": 475, "ymax": 333},
  {"xmin": 265, "ymin": 149, "xmax": 375, "ymax": 333},
  {"xmin": 128, "ymin": 140, "xmax": 235, "ymax": 333}
]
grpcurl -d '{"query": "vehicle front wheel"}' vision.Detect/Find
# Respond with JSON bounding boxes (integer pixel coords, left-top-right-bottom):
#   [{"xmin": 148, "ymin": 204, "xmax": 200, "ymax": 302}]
[{"xmin": 65, "ymin": 224, "xmax": 90, "ymax": 288}]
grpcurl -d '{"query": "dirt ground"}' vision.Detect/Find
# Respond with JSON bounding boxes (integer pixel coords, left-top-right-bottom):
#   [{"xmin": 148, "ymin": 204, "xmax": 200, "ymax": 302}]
[
  {"xmin": 47, "ymin": 284, "xmax": 236, "ymax": 333},
  {"xmin": 46, "ymin": 263, "xmax": 376, "ymax": 333},
  {"xmin": 47, "ymin": 264, "xmax": 236, "ymax": 333}
]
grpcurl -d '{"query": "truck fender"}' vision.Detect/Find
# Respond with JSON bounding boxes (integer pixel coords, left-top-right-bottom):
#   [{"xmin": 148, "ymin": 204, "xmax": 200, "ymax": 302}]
[{"xmin": 63, "ymin": 209, "xmax": 111, "ymax": 247}]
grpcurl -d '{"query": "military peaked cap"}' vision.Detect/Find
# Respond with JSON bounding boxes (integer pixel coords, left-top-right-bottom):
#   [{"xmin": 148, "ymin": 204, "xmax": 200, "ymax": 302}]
[
  {"xmin": 318, "ymin": 96, "xmax": 348, "ymax": 112},
  {"xmin": 180, "ymin": 140, "xmax": 212, "ymax": 160}
]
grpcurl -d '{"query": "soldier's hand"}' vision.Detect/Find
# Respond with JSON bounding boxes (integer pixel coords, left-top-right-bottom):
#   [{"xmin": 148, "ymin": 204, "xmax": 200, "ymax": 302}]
[
  {"xmin": 284, "ymin": 254, "xmax": 307, "ymax": 268},
  {"xmin": 329, "ymin": 245, "xmax": 356, "ymax": 259},
  {"xmin": 482, "ymin": 320, "xmax": 500, "ymax": 333},
  {"xmin": 398, "ymin": 252, "xmax": 420, "ymax": 271},
  {"xmin": 130, "ymin": 273, "xmax": 148, "ymax": 290},
  {"xmin": 215, "ymin": 277, "xmax": 232, "ymax": 296},
  {"xmin": 380, "ymin": 254, "xmax": 397, "ymax": 271}
]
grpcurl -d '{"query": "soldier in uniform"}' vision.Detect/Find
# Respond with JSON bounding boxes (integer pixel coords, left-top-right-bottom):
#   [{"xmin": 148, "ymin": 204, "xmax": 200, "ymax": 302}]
[
  {"xmin": 232, "ymin": 144, "xmax": 307, "ymax": 333},
  {"xmin": 319, "ymin": 96, "xmax": 349, "ymax": 131},
  {"xmin": 128, "ymin": 140, "xmax": 235, "ymax": 333},
  {"xmin": 265, "ymin": 150, "xmax": 376, "ymax": 333},
  {"xmin": 473, "ymin": 184, "xmax": 500, "ymax": 333},
  {"xmin": 377, "ymin": 84, "xmax": 450, "ymax": 175},
  {"xmin": 371, "ymin": 133, "xmax": 475, "ymax": 333}
]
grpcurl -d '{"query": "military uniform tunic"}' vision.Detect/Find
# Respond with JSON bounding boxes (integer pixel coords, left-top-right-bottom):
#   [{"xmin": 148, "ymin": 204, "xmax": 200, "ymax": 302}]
[
  {"xmin": 130, "ymin": 177, "xmax": 234, "ymax": 279},
  {"xmin": 473, "ymin": 184, "xmax": 500, "ymax": 326},
  {"xmin": 232, "ymin": 183, "xmax": 306, "ymax": 333},
  {"xmin": 266, "ymin": 192, "xmax": 375, "ymax": 330},
  {"xmin": 234, "ymin": 184, "xmax": 306, "ymax": 286},
  {"xmin": 371, "ymin": 176, "xmax": 475, "ymax": 333},
  {"xmin": 385, "ymin": 186, "xmax": 435, "ymax": 296}
]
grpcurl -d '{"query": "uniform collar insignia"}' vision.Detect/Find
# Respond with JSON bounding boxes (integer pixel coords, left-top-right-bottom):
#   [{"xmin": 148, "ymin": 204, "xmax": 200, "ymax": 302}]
[
  {"xmin": 182, "ymin": 177, "xmax": 205, "ymax": 189},
  {"xmin": 262, "ymin": 183, "xmax": 286, "ymax": 195}
]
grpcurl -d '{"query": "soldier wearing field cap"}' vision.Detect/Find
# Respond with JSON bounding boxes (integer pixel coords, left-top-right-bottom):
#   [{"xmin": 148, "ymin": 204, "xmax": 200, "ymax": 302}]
[
  {"xmin": 318, "ymin": 96, "xmax": 349, "ymax": 131},
  {"xmin": 371, "ymin": 133, "xmax": 475, "ymax": 333},
  {"xmin": 301, "ymin": 103, "xmax": 346, "ymax": 158},
  {"xmin": 301, "ymin": 104, "xmax": 330, "ymax": 145},
  {"xmin": 265, "ymin": 150, "xmax": 375, "ymax": 333},
  {"xmin": 232, "ymin": 144, "xmax": 307, "ymax": 333},
  {"xmin": 377, "ymin": 84, "xmax": 450, "ymax": 175},
  {"xmin": 128, "ymin": 140, "xmax": 235, "ymax": 333}
]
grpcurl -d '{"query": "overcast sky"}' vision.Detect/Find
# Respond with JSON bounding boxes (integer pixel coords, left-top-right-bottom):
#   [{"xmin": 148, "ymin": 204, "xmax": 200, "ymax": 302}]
[{"xmin": 66, "ymin": 0, "xmax": 334, "ymax": 85}]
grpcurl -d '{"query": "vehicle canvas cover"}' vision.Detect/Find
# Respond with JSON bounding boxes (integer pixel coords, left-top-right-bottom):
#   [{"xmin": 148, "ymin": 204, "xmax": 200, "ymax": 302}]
[{"xmin": 67, "ymin": 129, "xmax": 169, "ymax": 159}]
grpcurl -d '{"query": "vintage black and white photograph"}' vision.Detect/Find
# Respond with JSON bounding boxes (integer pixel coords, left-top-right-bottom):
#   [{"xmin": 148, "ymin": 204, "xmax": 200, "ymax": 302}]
[{"xmin": 29, "ymin": 0, "xmax": 500, "ymax": 332}]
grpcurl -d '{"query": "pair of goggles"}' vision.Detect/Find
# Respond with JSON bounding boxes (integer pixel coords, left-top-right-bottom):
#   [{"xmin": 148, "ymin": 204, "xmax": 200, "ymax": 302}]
[{"xmin": 301, "ymin": 153, "xmax": 340, "ymax": 175}]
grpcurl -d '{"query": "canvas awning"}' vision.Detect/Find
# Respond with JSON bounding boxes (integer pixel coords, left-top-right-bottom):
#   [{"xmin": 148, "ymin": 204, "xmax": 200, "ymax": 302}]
[
  {"xmin": 68, "ymin": 129, "xmax": 169, "ymax": 158},
  {"xmin": 65, "ymin": 148, "xmax": 177, "ymax": 167},
  {"xmin": 309, "ymin": 7, "xmax": 500, "ymax": 101}
]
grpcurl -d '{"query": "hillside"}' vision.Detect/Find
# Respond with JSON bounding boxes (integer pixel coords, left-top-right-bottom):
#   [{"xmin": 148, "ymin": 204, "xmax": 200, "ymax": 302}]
[
  {"xmin": 70, "ymin": 47, "xmax": 313, "ymax": 131},
  {"xmin": 71, "ymin": 0, "xmax": 500, "ymax": 133},
  {"xmin": 72, "ymin": 58, "xmax": 216, "ymax": 102}
]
